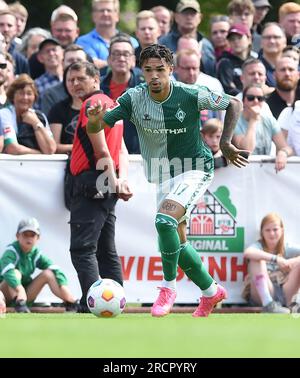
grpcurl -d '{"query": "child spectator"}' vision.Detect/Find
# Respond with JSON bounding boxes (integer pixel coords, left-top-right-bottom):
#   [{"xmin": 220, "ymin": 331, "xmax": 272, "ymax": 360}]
[
  {"xmin": 201, "ymin": 118, "xmax": 228, "ymax": 168},
  {"xmin": 0, "ymin": 217, "xmax": 78, "ymax": 313},
  {"xmin": 8, "ymin": 1, "xmax": 28, "ymax": 39},
  {"xmin": 217, "ymin": 23, "xmax": 253, "ymax": 95},
  {"xmin": 243, "ymin": 212, "xmax": 300, "ymax": 313}
]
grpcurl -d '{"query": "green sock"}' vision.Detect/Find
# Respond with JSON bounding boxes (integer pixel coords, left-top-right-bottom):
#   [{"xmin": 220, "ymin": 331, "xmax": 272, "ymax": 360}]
[
  {"xmin": 155, "ymin": 213, "xmax": 180, "ymax": 281},
  {"xmin": 178, "ymin": 242, "xmax": 213, "ymax": 290}
]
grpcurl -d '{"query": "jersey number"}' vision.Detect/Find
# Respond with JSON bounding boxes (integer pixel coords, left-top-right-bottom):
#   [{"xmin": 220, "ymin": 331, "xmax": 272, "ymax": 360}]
[{"xmin": 173, "ymin": 183, "xmax": 189, "ymax": 196}]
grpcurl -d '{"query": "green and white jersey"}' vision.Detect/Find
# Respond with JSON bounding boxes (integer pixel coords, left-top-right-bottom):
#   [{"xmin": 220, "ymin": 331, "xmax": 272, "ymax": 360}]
[
  {"xmin": 0, "ymin": 241, "xmax": 67, "ymax": 288},
  {"xmin": 103, "ymin": 81, "xmax": 231, "ymax": 183}
]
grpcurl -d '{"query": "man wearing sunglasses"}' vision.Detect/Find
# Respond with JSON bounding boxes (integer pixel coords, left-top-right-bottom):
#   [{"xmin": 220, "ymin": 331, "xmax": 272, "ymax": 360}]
[{"xmin": 233, "ymin": 83, "xmax": 293, "ymax": 172}]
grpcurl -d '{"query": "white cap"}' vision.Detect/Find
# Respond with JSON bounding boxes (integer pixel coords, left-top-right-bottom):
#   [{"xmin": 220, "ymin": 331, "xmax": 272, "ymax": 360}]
[
  {"xmin": 17, "ymin": 218, "xmax": 40, "ymax": 235},
  {"xmin": 51, "ymin": 5, "xmax": 78, "ymax": 23}
]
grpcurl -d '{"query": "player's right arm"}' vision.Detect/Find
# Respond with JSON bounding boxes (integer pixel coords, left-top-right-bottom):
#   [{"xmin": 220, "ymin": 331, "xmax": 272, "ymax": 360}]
[
  {"xmin": 87, "ymin": 92, "xmax": 133, "ymax": 134},
  {"xmin": 86, "ymin": 100, "xmax": 109, "ymax": 134}
]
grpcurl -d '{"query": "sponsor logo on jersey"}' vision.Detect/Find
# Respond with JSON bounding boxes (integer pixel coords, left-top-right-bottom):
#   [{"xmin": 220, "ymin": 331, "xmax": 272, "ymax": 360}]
[
  {"xmin": 4, "ymin": 127, "xmax": 11, "ymax": 134},
  {"xmin": 205, "ymin": 161, "xmax": 212, "ymax": 171},
  {"xmin": 142, "ymin": 114, "xmax": 151, "ymax": 121},
  {"xmin": 175, "ymin": 108, "xmax": 186, "ymax": 123},
  {"xmin": 143, "ymin": 127, "xmax": 187, "ymax": 135}
]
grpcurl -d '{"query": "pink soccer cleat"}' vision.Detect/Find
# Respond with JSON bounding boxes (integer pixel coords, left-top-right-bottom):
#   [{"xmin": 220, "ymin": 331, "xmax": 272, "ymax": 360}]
[
  {"xmin": 151, "ymin": 287, "xmax": 177, "ymax": 317},
  {"xmin": 193, "ymin": 285, "xmax": 227, "ymax": 317}
]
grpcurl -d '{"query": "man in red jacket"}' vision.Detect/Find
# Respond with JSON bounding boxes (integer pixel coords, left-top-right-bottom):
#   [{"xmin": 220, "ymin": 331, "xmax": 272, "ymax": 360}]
[{"xmin": 68, "ymin": 61, "xmax": 132, "ymax": 312}]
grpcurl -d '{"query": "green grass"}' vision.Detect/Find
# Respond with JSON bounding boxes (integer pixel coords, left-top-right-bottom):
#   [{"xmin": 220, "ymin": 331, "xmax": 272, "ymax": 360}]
[{"xmin": 1, "ymin": 313, "xmax": 300, "ymax": 358}]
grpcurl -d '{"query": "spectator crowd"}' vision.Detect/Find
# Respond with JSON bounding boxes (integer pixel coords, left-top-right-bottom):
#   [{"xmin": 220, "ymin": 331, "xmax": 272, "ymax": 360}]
[{"xmin": 1, "ymin": 0, "xmax": 300, "ymax": 314}]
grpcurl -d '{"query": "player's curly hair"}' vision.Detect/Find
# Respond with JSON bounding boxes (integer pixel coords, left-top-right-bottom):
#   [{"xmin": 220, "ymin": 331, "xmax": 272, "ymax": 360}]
[{"xmin": 140, "ymin": 44, "xmax": 174, "ymax": 67}]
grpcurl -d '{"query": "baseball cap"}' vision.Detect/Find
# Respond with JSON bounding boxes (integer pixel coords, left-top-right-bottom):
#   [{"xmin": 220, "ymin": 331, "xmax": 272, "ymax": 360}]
[
  {"xmin": 252, "ymin": 0, "xmax": 271, "ymax": 9},
  {"xmin": 51, "ymin": 5, "xmax": 78, "ymax": 22},
  {"xmin": 17, "ymin": 218, "xmax": 40, "ymax": 235},
  {"xmin": 227, "ymin": 23, "xmax": 251, "ymax": 38},
  {"xmin": 176, "ymin": 0, "xmax": 200, "ymax": 13},
  {"xmin": 38, "ymin": 37, "xmax": 61, "ymax": 52}
]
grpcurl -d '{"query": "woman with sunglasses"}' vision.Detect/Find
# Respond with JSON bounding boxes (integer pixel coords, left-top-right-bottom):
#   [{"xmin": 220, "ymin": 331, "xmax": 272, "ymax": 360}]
[{"xmin": 233, "ymin": 84, "xmax": 293, "ymax": 171}]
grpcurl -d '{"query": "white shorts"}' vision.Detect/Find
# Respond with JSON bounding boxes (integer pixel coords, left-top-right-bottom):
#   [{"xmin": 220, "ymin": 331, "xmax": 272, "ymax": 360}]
[{"xmin": 156, "ymin": 170, "xmax": 214, "ymax": 223}]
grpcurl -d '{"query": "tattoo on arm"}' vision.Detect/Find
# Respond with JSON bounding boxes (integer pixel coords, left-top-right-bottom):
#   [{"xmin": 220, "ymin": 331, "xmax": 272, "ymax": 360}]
[
  {"xmin": 221, "ymin": 99, "xmax": 242, "ymax": 145},
  {"xmin": 161, "ymin": 202, "xmax": 177, "ymax": 212}
]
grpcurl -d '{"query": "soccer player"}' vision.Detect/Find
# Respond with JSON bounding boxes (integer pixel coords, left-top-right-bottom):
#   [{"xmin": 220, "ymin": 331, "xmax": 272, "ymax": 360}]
[{"xmin": 86, "ymin": 44, "xmax": 249, "ymax": 317}]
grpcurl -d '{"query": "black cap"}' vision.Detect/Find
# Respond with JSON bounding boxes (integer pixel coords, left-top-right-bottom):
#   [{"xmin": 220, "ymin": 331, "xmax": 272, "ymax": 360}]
[{"xmin": 38, "ymin": 38, "xmax": 61, "ymax": 52}]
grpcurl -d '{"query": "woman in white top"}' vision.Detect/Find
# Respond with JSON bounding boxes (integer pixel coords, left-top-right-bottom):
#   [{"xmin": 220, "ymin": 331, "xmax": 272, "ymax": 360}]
[{"xmin": 277, "ymin": 101, "xmax": 300, "ymax": 156}]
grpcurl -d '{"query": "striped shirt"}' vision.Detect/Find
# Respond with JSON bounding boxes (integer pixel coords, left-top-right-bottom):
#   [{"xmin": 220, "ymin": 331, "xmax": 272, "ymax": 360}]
[{"xmin": 103, "ymin": 81, "xmax": 230, "ymax": 183}]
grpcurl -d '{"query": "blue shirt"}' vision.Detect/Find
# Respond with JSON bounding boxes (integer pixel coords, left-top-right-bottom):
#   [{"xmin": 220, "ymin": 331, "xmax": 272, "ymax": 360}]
[
  {"xmin": 35, "ymin": 73, "xmax": 61, "ymax": 110},
  {"xmin": 234, "ymin": 113, "xmax": 280, "ymax": 155},
  {"xmin": 76, "ymin": 29, "xmax": 138, "ymax": 60}
]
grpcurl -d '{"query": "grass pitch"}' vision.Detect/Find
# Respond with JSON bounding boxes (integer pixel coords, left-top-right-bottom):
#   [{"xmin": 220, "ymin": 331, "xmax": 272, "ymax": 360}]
[{"xmin": 1, "ymin": 313, "xmax": 300, "ymax": 358}]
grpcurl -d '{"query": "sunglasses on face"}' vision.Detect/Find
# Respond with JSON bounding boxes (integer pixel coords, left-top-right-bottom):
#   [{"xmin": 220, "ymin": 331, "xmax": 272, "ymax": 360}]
[
  {"xmin": 245, "ymin": 94, "xmax": 265, "ymax": 102},
  {"xmin": 0, "ymin": 63, "xmax": 7, "ymax": 69}
]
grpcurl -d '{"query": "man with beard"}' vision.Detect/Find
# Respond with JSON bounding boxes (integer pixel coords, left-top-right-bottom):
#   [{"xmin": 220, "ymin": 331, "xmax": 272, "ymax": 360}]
[{"xmin": 266, "ymin": 56, "xmax": 300, "ymax": 119}]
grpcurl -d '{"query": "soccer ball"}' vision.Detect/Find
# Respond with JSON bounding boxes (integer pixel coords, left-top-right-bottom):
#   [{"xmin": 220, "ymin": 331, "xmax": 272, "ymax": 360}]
[{"xmin": 86, "ymin": 278, "xmax": 126, "ymax": 317}]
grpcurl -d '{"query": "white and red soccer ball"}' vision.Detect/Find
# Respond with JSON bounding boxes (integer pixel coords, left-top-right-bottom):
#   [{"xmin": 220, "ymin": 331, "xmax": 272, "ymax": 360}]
[{"xmin": 86, "ymin": 278, "xmax": 126, "ymax": 317}]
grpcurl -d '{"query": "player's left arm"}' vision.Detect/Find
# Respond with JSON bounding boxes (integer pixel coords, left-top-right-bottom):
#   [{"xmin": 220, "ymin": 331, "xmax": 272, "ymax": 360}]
[{"xmin": 221, "ymin": 97, "xmax": 249, "ymax": 168}]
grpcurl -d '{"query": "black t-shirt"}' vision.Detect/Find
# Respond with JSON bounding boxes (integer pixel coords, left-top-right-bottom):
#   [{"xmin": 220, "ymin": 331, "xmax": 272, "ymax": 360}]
[
  {"xmin": 17, "ymin": 110, "xmax": 48, "ymax": 150},
  {"xmin": 266, "ymin": 91, "xmax": 288, "ymax": 119},
  {"xmin": 267, "ymin": 84, "xmax": 300, "ymax": 119},
  {"xmin": 47, "ymin": 98, "xmax": 80, "ymax": 145}
]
